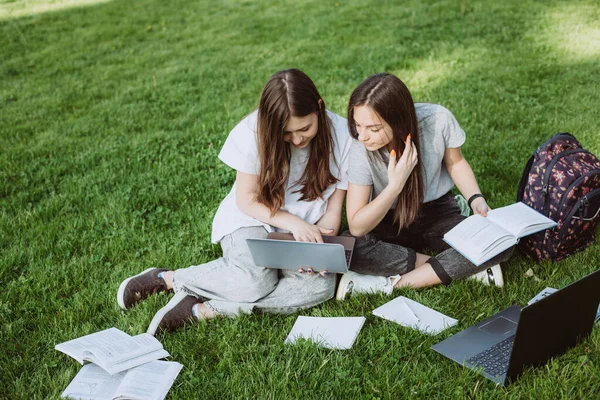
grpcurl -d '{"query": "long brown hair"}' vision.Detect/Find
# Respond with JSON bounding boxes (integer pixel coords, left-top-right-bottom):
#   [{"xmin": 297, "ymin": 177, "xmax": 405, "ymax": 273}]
[
  {"xmin": 347, "ymin": 73, "xmax": 424, "ymax": 230},
  {"xmin": 256, "ymin": 69, "xmax": 338, "ymax": 215}
]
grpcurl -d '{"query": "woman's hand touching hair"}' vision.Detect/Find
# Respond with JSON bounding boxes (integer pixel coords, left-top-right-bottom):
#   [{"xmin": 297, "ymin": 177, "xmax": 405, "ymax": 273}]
[{"xmin": 387, "ymin": 134, "xmax": 418, "ymax": 194}]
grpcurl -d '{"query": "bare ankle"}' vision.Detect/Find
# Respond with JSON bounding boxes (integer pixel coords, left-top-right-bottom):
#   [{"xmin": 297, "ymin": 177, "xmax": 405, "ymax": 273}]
[
  {"xmin": 394, "ymin": 263, "xmax": 441, "ymax": 289},
  {"xmin": 193, "ymin": 303, "xmax": 219, "ymax": 320},
  {"xmin": 161, "ymin": 271, "xmax": 175, "ymax": 290}
]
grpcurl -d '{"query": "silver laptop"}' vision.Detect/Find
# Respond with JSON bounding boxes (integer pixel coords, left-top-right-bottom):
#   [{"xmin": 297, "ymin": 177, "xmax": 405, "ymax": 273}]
[{"xmin": 246, "ymin": 232, "xmax": 355, "ymax": 273}]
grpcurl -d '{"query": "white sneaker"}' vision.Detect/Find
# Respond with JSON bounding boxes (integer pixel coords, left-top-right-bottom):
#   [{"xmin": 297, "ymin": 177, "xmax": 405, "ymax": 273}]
[
  {"xmin": 336, "ymin": 271, "xmax": 400, "ymax": 300},
  {"xmin": 468, "ymin": 264, "xmax": 504, "ymax": 287}
]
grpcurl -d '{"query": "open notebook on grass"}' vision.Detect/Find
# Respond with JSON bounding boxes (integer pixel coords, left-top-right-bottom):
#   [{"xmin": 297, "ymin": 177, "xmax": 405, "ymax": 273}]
[
  {"xmin": 62, "ymin": 360, "xmax": 183, "ymax": 400},
  {"xmin": 372, "ymin": 296, "xmax": 458, "ymax": 335},
  {"xmin": 444, "ymin": 202, "xmax": 557, "ymax": 266},
  {"xmin": 55, "ymin": 328, "xmax": 170, "ymax": 375}
]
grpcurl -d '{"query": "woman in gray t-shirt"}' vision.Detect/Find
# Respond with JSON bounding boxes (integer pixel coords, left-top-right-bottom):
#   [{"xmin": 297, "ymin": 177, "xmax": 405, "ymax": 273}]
[{"xmin": 336, "ymin": 73, "xmax": 512, "ymax": 299}]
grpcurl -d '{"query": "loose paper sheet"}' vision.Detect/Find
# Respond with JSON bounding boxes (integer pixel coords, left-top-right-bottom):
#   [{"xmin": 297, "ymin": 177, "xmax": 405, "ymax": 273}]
[{"xmin": 373, "ymin": 296, "xmax": 458, "ymax": 335}]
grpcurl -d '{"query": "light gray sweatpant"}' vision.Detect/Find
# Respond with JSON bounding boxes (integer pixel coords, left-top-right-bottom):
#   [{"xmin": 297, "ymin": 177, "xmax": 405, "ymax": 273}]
[{"xmin": 172, "ymin": 227, "xmax": 336, "ymax": 317}]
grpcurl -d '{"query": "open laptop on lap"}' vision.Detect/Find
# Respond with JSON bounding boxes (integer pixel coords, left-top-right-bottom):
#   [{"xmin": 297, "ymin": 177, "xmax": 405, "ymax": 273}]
[
  {"xmin": 247, "ymin": 232, "xmax": 355, "ymax": 273},
  {"xmin": 432, "ymin": 269, "xmax": 600, "ymax": 385}
]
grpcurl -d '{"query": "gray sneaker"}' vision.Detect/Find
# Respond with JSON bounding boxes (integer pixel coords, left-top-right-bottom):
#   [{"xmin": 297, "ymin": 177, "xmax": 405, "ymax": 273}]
[
  {"xmin": 147, "ymin": 292, "xmax": 202, "ymax": 336},
  {"xmin": 117, "ymin": 268, "xmax": 170, "ymax": 310}
]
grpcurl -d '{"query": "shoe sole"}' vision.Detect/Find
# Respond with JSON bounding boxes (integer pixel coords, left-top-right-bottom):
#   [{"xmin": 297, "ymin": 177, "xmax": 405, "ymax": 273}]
[
  {"xmin": 147, "ymin": 291, "xmax": 188, "ymax": 336},
  {"xmin": 117, "ymin": 267, "xmax": 157, "ymax": 310},
  {"xmin": 335, "ymin": 273, "xmax": 353, "ymax": 301}
]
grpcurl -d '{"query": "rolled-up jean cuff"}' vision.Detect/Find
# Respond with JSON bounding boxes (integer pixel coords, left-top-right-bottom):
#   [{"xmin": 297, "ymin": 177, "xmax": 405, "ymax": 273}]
[
  {"xmin": 407, "ymin": 249, "xmax": 417, "ymax": 272},
  {"xmin": 429, "ymin": 257, "xmax": 452, "ymax": 286}
]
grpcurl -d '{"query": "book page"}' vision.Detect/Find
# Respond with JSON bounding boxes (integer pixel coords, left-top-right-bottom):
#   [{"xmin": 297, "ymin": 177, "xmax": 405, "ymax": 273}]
[
  {"xmin": 84, "ymin": 333, "xmax": 165, "ymax": 371},
  {"xmin": 284, "ymin": 316, "xmax": 366, "ymax": 350},
  {"xmin": 444, "ymin": 215, "xmax": 514, "ymax": 263},
  {"xmin": 115, "ymin": 361, "xmax": 183, "ymax": 400},
  {"xmin": 102, "ymin": 348, "xmax": 170, "ymax": 375},
  {"xmin": 487, "ymin": 202, "xmax": 557, "ymax": 238},
  {"xmin": 61, "ymin": 363, "xmax": 125, "ymax": 400},
  {"xmin": 56, "ymin": 328, "xmax": 131, "ymax": 365}
]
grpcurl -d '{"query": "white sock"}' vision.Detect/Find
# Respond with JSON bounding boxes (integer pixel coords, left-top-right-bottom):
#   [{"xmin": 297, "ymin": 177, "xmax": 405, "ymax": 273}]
[{"xmin": 191, "ymin": 303, "xmax": 201, "ymax": 320}]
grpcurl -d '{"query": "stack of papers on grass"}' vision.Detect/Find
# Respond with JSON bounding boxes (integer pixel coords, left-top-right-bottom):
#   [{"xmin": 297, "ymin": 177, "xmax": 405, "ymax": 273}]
[
  {"xmin": 57, "ymin": 328, "xmax": 182, "ymax": 400},
  {"xmin": 285, "ymin": 316, "xmax": 366, "ymax": 349},
  {"xmin": 61, "ymin": 360, "xmax": 183, "ymax": 400},
  {"xmin": 372, "ymin": 296, "xmax": 458, "ymax": 335},
  {"xmin": 55, "ymin": 328, "xmax": 170, "ymax": 375}
]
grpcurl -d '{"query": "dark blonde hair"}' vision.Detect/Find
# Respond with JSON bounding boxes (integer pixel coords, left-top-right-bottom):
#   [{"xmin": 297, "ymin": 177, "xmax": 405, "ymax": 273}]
[
  {"xmin": 256, "ymin": 69, "xmax": 338, "ymax": 215},
  {"xmin": 347, "ymin": 73, "xmax": 424, "ymax": 230}
]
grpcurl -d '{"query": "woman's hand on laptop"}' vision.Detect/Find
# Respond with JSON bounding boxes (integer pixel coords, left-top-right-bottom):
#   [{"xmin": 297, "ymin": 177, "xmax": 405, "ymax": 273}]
[
  {"xmin": 298, "ymin": 267, "xmax": 328, "ymax": 276},
  {"xmin": 290, "ymin": 220, "xmax": 334, "ymax": 243}
]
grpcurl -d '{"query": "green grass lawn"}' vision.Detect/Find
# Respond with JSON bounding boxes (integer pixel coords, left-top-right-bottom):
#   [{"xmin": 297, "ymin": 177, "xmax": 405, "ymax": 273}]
[{"xmin": 2, "ymin": 0, "xmax": 600, "ymax": 398}]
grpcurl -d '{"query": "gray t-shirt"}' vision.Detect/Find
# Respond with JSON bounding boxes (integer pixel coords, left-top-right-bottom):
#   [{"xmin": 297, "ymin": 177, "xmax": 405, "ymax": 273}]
[{"xmin": 347, "ymin": 103, "xmax": 466, "ymax": 207}]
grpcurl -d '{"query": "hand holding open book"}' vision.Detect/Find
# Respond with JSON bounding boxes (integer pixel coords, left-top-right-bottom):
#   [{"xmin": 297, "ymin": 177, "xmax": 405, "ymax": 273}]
[{"xmin": 444, "ymin": 202, "xmax": 557, "ymax": 266}]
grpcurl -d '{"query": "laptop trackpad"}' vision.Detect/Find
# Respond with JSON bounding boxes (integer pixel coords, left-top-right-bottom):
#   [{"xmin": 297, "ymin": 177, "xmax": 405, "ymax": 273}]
[{"xmin": 479, "ymin": 316, "xmax": 517, "ymax": 335}]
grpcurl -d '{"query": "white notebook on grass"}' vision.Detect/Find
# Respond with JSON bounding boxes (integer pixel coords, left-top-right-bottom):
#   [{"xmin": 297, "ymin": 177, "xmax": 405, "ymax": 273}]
[{"xmin": 285, "ymin": 316, "xmax": 366, "ymax": 350}]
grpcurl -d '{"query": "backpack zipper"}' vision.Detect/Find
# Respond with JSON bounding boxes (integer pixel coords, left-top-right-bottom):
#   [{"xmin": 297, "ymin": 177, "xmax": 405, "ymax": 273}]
[
  {"xmin": 536, "ymin": 133, "xmax": 575, "ymax": 153},
  {"xmin": 554, "ymin": 169, "xmax": 600, "ymax": 218},
  {"xmin": 555, "ymin": 188, "xmax": 600, "ymax": 238},
  {"xmin": 541, "ymin": 149, "xmax": 591, "ymax": 215}
]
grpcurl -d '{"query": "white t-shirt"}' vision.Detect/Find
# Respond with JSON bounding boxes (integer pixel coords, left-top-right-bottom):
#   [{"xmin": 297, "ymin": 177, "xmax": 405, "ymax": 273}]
[{"xmin": 211, "ymin": 110, "xmax": 351, "ymax": 243}]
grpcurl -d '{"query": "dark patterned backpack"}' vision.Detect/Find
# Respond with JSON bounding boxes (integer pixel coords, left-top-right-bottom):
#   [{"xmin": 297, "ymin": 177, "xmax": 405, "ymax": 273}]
[{"xmin": 516, "ymin": 133, "xmax": 600, "ymax": 262}]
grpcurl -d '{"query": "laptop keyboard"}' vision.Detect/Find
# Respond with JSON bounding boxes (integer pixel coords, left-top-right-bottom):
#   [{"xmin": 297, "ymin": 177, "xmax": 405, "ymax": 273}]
[
  {"xmin": 345, "ymin": 250, "xmax": 352, "ymax": 266},
  {"xmin": 466, "ymin": 336, "xmax": 515, "ymax": 377}
]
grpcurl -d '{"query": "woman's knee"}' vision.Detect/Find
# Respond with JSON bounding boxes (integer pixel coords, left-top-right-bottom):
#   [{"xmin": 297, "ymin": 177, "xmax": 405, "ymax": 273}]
[{"xmin": 225, "ymin": 269, "xmax": 277, "ymax": 302}]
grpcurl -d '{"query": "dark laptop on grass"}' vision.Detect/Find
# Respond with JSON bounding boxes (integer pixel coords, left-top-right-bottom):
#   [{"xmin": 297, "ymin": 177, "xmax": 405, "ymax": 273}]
[
  {"xmin": 247, "ymin": 232, "xmax": 355, "ymax": 274},
  {"xmin": 432, "ymin": 269, "xmax": 600, "ymax": 386}
]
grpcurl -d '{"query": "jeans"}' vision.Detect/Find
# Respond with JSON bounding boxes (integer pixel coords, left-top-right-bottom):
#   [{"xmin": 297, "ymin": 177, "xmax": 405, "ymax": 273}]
[
  {"xmin": 344, "ymin": 192, "xmax": 514, "ymax": 285},
  {"xmin": 172, "ymin": 227, "xmax": 336, "ymax": 317}
]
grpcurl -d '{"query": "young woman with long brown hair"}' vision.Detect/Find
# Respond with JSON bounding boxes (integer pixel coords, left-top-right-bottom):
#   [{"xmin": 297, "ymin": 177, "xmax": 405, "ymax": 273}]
[
  {"xmin": 117, "ymin": 69, "xmax": 351, "ymax": 334},
  {"xmin": 336, "ymin": 73, "xmax": 512, "ymax": 299}
]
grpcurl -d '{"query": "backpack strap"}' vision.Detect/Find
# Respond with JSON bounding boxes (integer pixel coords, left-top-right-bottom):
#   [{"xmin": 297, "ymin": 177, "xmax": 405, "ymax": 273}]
[{"xmin": 516, "ymin": 154, "xmax": 535, "ymax": 202}]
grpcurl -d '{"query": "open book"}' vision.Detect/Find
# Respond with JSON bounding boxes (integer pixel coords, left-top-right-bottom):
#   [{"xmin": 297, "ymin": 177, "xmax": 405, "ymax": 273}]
[
  {"xmin": 444, "ymin": 202, "xmax": 557, "ymax": 266},
  {"xmin": 61, "ymin": 360, "xmax": 183, "ymax": 400},
  {"xmin": 55, "ymin": 328, "xmax": 170, "ymax": 375}
]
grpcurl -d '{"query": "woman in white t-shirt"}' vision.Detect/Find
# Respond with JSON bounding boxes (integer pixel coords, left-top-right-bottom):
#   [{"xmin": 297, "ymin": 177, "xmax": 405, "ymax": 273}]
[
  {"xmin": 116, "ymin": 69, "xmax": 351, "ymax": 335},
  {"xmin": 335, "ymin": 73, "xmax": 513, "ymax": 299}
]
